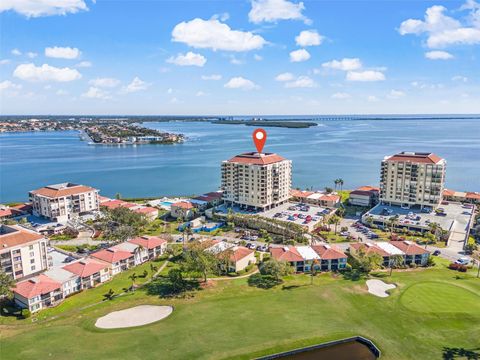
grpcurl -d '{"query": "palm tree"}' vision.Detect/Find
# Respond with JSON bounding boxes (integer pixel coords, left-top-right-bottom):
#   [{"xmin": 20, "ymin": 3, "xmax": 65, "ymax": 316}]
[
  {"xmin": 329, "ymin": 215, "xmax": 341, "ymax": 234},
  {"xmin": 387, "ymin": 215, "xmax": 399, "ymax": 236},
  {"xmin": 310, "ymin": 259, "xmax": 319, "ymax": 285},
  {"xmin": 103, "ymin": 288, "xmax": 115, "ymax": 301},
  {"xmin": 338, "ymin": 178, "xmax": 344, "ymax": 192},
  {"xmin": 334, "ymin": 179, "xmax": 339, "ymax": 191},
  {"xmin": 389, "ymin": 255, "xmax": 404, "ymax": 276},
  {"xmin": 129, "ymin": 272, "xmax": 138, "ymax": 287}
]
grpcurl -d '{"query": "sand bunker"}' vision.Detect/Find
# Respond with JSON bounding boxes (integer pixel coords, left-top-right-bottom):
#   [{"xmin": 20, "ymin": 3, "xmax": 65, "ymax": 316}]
[
  {"xmin": 95, "ymin": 305, "xmax": 173, "ymax": 329},
  {"xmin": 366, "ymin": 279, "xmax": 396, "ymax": 298}
]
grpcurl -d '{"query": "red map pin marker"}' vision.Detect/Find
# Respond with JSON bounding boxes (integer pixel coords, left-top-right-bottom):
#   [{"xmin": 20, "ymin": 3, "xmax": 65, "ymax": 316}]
[{"xmin": 253, "ymin": 128, "xmax": 267, "ymax": 153}]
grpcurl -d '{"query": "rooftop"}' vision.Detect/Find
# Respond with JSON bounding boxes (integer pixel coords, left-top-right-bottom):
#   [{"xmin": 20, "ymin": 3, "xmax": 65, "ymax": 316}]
[
  {"xmin": 311, "ymin": 244, "xmax": 347, "ymax": 260},
  {"xmin": 384, "ymin": 152, "xmax": 444, "ymax": 164},
  {"xmin": 91, "ymin": 248, "xmax": 133, "ymax": 263},
  {"xmin": 13, "ymin": 274, "xmax": 61, "ymax": 299},
  {"xmin": 30, "ymin": 183, "xmax": 98, "ymax": 198},
  {"xmin": 128, "ymin": 235, "xmax": 167, "ymax": 249},
  {"xmin": 226, "ymin": 152, "xmax": 287, "ymax": 165},
  {"xmin": 172, "ymin": 201, "xmax": 194, "ymax": 209},
  {"xmin": 270, "ymin": 246, "xmax": 304, "ymax": 262},
  {"xmin": 0, "ymin": 225, "xmax": 44, "ymax": 249},
  {"xmin": 63, "ymin": 258, "xmax": 109, "ymax": 277}
]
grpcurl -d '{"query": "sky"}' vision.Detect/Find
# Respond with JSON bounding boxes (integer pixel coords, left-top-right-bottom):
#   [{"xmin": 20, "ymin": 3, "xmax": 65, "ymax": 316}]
[{"xmin": 0, "ymin": 0, "xmax": 479, "ymax": 115}]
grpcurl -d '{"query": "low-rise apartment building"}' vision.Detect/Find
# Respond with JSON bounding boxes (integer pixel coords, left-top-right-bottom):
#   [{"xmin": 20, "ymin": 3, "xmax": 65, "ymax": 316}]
[
  {"xmin": 29, "ymin": 183, "xmax": 99, "ymax": 223},
  {"xmin": 222, "ymin": 152, "xmax": 292, "ymax": 211},
  {"xmin": 90, "ymin": 248, "xmax": 135, "ymax": 275},
  {"xmin": 170, "ymin": 201, "xmax": 195, "ymax": 219},
  {"xmin": 0, "ymin": 224, "xmax": 50, "ymax": 280},
  {"xmin": 311, "ymin": 244, "xmax": 348, "ymax": 271},
  {"xmin": 13, "ymin": 274, "xmax": 63, "ymax": 312},
  {"xmin": 290, "ymin": 190, "xmax": 341, "ymax": 208},
  {"xmin": 349, "ymin": 241, "xmax": 430, "ymax": 267},
  {"xmin": 349, "ymin": 186, "xmax": 380, "ymax": 207},
  {"xmin": 128, "ymin": 235, "xmax": 167, "ymax": 261},
  {"xmin": 62, "ymin": 258, "xmax": 111, "ymax": 289},
  {"xmin": 379, "ymin": 152, "xmax": 446, "ymax": 209},
  {"xmin": 443, "ymin": 189, "xmax": 480, "ymax": 205}
]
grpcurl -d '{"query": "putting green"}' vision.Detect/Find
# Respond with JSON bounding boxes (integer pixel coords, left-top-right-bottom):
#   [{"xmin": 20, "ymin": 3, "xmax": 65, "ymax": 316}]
[{"xmin": 401, "ymin": 282, "xmax": 480, "ymax": 313}]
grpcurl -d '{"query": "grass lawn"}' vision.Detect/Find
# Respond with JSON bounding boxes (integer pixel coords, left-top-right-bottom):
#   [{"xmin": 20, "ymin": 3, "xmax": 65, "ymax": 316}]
[
  {"xmin": 317, "ymin": 230, "xmax": 350, "ymax": 243},
  {"xmin": 1, "ymin": 263, "xmax": 479, "ymax": 359}
]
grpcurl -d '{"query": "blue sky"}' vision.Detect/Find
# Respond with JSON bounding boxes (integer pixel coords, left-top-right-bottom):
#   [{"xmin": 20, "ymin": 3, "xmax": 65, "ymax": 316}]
[{"xmin": 0, "ymin": 0, "xmax": 479, "ymax": 115}]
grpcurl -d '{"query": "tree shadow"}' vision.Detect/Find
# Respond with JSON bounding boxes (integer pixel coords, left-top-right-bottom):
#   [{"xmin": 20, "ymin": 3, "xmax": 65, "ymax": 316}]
[
  {"xmin": 248, "ymin": 274, "xmax": 283, "ymax": 289},
  {"xmin": 443, "ymin": 347, "xmax": 480, "ymax": 359},
  {"xmin": 145, "ymin": 276, "xmax": 200, "ymax": 298},
  {"xmin": 281, "ymin": 284, "xmax": 304, "ymax": 291},
  {"xmin": 342, "ymin": 269, "xmax": 365, "ymax": 281},
  {"xmin": 371, "ymin": 272, "xmax": 389, "ymax": 278}
]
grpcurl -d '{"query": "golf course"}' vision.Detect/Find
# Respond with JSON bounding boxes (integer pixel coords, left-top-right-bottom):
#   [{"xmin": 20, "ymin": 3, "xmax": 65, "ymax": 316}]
[{"xmin": 1, "ymin": 259, "xmax": 479, "ymax": 360}]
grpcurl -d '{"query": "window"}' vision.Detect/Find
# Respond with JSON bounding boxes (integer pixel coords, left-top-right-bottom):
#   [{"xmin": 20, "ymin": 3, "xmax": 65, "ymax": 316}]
[
  {"xmin": 29, "ymin": 245, "xmax": 34, "ymax": 250},
  {"xmin": 30, "ymin": 259, "xmax": 35, "ymax": 264},
  {"xmin": 30, "ymin": 252, "xmax": 35, "ymax": 257},
  {"xmin": 31, "ymin": 265, "xmax": 36, "ymax": 271}
]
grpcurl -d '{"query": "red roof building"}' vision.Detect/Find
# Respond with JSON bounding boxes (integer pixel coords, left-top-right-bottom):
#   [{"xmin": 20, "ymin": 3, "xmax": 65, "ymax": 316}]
[
  {"xmin": 171, "ymin": 201, "xmax": 194, "ymax": 209},
  {"xmin": 63, "ymin": 259, "xmax": 110, "ymax": 278},
  {"xmin": 129, "ymin": 235, "xmax": 167, "ymax": 250},
  {"xmin": 386, "ymin": 152, "xmax": 443, "ymax": 164},
  {"xmin": 13, "ymin": 274, "xmax": 61, "ymax": 299},
  {"xmin": 389, "ymin": 241, "xmax": 429, "ymax": 255},
  {"xmin": 227, "ymin": 152, "xmax": 286, "ymax": 165},
  {"xmin": 90, "ymin": 248, "xmax": 133, "ymax": 264},
  {"xmin": 311, "ymin": 244, "xmax": 347, "ymax": 260},
  {"xmin": 270, "ymin": 246, "xmax": 304, "ymax": 262},
  {"xmin": 349, "ymin": 242, "xmax": 390, "ymax": 257}
]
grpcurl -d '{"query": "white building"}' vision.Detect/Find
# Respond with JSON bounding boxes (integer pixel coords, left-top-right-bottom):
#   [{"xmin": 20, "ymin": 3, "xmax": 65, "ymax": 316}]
[
  {"xmin": 0, "ymin": 224, "xmax": 50, "ymax": 280},
  {"xmin": 379, "ymin": 152, "xmax": 446, "ymax": 209},
  {"xmin": 29, "ymin": 182, "xmax": 100, "ymax": 223},
  {"xmin": 221, "ymin": 152, "xmax": 292, "ymax": 211}
]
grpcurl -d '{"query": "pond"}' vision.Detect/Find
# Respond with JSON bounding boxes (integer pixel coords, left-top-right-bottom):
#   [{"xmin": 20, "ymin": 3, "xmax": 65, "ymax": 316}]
[{"xmin": 259, "ymin": 338, "xmax": 379, "ymax": 360}]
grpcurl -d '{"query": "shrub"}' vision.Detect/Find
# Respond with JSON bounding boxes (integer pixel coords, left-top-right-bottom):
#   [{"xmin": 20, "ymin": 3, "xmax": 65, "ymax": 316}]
[
  {"xmin": 449, "ymin": 263, "xmax": 460, "ymax": 270},
  {"xmin": 248, "ymin": 273, "xmax": 282, "ymax": 289},
  {"xmin": 21, "ymin": 309, "xmax": 31, "ymax": 319},
  {"xmin": 458, "ymin": 265, "xmax": 467, "ymax": 272}
]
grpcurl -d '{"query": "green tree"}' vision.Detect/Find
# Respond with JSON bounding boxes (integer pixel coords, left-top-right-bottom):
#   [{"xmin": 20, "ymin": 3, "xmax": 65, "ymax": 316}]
[
  {"xmin": 389, "ymin": 254, "xmax": 404, "ymax": 276},
  {"xmin": 259, "ymin": 258, "xmax": 292, "ymax": 281},
  {"xmin": 168, "ymin": 268, "xmax": 186, "ymax": 293},
  {"xmin": 0, "ymin": 271, "xmax": 15, "ymax": 297},
  {"xmin": 349, "ymin": 248, "xmax": 383, "ymax": 275},
  {"xmin": 329, "ymin": 215, "xmax": 341, "ymax": 234},
  {"xmin": 129, "ymin": 272, "xmax": 138, "ymax": 286},
  {"xmin": 182, "ymin": 242, "xmax": 218, "ymax": 282}
]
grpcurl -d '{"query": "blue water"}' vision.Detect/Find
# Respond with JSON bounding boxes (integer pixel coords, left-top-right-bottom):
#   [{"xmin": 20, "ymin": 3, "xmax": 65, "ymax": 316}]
[{"xmin": 1, "ymin": 119, "xmax": 479, "ymax": 203}]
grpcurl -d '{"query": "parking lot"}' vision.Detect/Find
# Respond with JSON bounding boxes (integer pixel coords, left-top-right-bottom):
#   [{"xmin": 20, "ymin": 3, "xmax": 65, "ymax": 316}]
[{"xmin": 260, "ymin": 202, "xmax": 331, "ymax": 231}]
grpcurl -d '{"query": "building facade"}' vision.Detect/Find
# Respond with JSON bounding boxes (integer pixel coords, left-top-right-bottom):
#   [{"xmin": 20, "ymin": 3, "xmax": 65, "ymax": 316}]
[
  {"xmin": 29, "ymin": 183, "xmax": 100, "ymax": 223},
  {"xmin": 379, "ymin": 152, "xmax": 446, "ymax": 209},
  {"xmin": 0, "ymin": 225, "xmax": 50, "ymax": 280},
  {"xmin": 221, "ymin": 152, "xmax": 292, "ymax": 211}
]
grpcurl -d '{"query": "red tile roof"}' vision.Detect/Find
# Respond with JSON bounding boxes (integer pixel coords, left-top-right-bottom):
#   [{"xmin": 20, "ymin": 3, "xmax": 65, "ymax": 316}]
[
  {"xmin": 386, "ymin": 152, "xmax": 443, "ymax": 164},
  {"xmin": 229, "ymin": 246, "xmax": 254, "ymax": 262},
  {"xmin": 172, "ymin": 201, "xmax": 194, "ymax": 209},
  {"xmin": 290, "ymin": 189, "xmax": 314, "ymax": 198},
  {"xmin": 134, "ymin": 207, "xmax": 158, "ymax": 214},
  {"xmin": 356, "ymin": 186, "xmax": 380, "ymax": 192},
  {"xmin": 100, "ymin": 199, "xmax": 127, "ymax": 209},
  {"xmin": 318, "ymin": 194, "xmax": 341, "ymax": 202},
  {"xmin": 0, "ymin": 225, "xmax": 44, "ymax": 249},
  {"xmin": 30, "ymin": 184, "xmax": 97, "ymax": 198},
  {"xmin": 349, "ymin": 242, "xmax": 390, "ymax": 257},
  {"xmin": 270, "ymin": 246, "xmax": 304, "ymax": 262},
  {"xmin": 13, "ymin": 274, "xmax": 61, "ymax": 299},
  {"xmin": 311, "ymin": 244, "xmax": 347, "ymax": 260},
  {"xmin": 194, "ymin": 192, "xmax": 223, "ymax": 202},
  {"xmin": 466, "ymin": 192, "xmax": 480, "ymax": 200},
  {"xmin": 390, "ymin": 241, "xmax": 429, "ymax": 255},
  {"xmin": 227, "ymin": 152, "xmax": 286, "ymax": 165},
  {"xmin": 0, "ymin": 209, "xmax": 13, "ymax": 218},
  {"xmin": 129, "ymin": 235, "xmax": 167, "ymax": 249},
  {"xmin": 443, "ymin": 189, "xmax": 455, "ymax": 197},
  {"xmin": 90, "ymin": 248, "xmax": 133, "ymax": 263},
  {"xmin": 63, "ymin": 259, "xmax": 109, "ymax": 278}
]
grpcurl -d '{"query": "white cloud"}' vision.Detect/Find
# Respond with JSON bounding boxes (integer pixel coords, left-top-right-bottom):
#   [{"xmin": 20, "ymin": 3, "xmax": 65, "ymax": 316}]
[
  {"xmin": 284, "ymin": 75, "xmax": 316, "ymax": 88},
  {"xmin": 275, "ymin": 72, "xmax": 295, "ymax": 81},
  {"xmin": 121, "ymin": 77, "xmax": 149, "ymax": 93},
  {"xmin": 425, "ymin": 50, "xmax": 454, "ymax": 59},
  {"xmin": 295, "ymin": 30, "xmax": 323, "ymax": 46},
  {"xmin": 253, "ymin": 54, "xmax": 263, "ymax": 61},
  {"xmin": 452, "ymin": 75, "xmax": 468, "ymax": 82},
  {"xmin": 11, "ymin": 48, "xmax": 22, "ymax": 56},
  {"xmin": 367, "ymin": 95, "xmax": 379, "ymax": 102},
  {"xmin": 411, "ymin": 81, "xmax": 444, "ymax": 89},
  {"xmin": 45, "ymin": 46, "xmax": 81, "ymax": 59},
  {"xmin": 224, "ymin": 76, "xmax": 258, "ymax": 90},
  {"xmin": 167, "ymin": 51, "xmax": 207, "ymax": 67},
  {"xmin": 13, "ymin": 63, "xmax": 82, "ymax": 82},
  {"xmin": 0, "ymin": 0, "xmax": 88, "ymax": 17},
  {"xmin": 167, "ymin": 88, "xmax": 173, "ymax": 94},
  {"xmin": 229, "ymin": 56, "xmax": 244, "ymax": 65},
  {"xmin": 89, "ymin": 77, "xmax": 120, "ymax": 88},
  {"xmin": 26, "ymin": 52, "xmax": 38, "ymax": 58},
  {"xmin": 331, "ymin": 92, "xmax": 351, "ymax": 99},
  {"xmin": 0, "ymin": 80, "xmax": 22, "ymax": 91},
  {"xmin": 82, "ymin": 87, "xmax": 111, "ymax": 100},
  {"xmin": 201, "ymin": 74, "xmax": 222, "ymax": 80},
  {"xmin": 322, "ymin": 58, "xmax": 362, "ymax": 71},
  {"xmin": 172, "ymin": 18, "xmax": 266, "ymax": 52},
  {"xmin": 387, "ymin": 89, "xmax": 406, "ymax": 99},
  {"xmin": 249, "ymin": 0, "xmax": 310, "ymax": 24},
  {"xmin": 76, "ymin": 61, "xmax": 92, "ymax": 68},
  {"xmin": 0, "ymin": 59, "xmax": 10, "ymax": 65},
  {"xmin": 346, "ymin": 70, "xmax": 385, "ymax": 82},
  {"xmin": 289, "ymin": 48, "xmax": 310, "ymax": 62},
  {"xmin": 399, "ymin": 4, "xmax": 480, "ymax": 48},
  {"xmin": 195, "ymin": 91, "xmax": 207, "ymax": 96}
]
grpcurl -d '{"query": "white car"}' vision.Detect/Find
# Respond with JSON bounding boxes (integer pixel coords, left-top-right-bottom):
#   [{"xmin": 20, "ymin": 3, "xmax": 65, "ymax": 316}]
[{"xmin": 455, "ymin": 257, "xmax": 471, "ymax": 266}]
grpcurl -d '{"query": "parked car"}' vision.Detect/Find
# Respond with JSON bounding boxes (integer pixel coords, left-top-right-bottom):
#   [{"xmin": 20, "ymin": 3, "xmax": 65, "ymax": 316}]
[
  {"xmin": 432, "ymin": 250, "xmax": 441, "ymax": 256},
  {"xmin": 455, "ymin": 257, "xmax": 471, "ymax": 265},
  {"xmin": 63, "ymin": 256, "xmax": 75, "ymax": 263}
]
